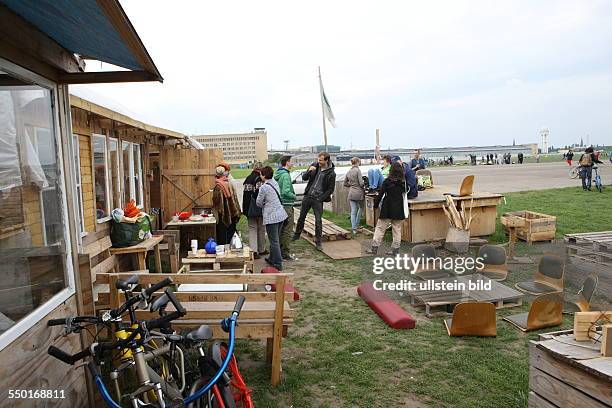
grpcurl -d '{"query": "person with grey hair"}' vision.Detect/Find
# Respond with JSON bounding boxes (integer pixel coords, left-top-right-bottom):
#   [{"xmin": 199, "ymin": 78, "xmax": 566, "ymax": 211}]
[
  {"xmin": 343, "ymin": 157, "xmax": 364, "ymax": 235},
  {"xmin": 256, "ymin": 166, "xmax": 288, "ymax": 270},
  {"xmin": 243, "ymin": 161, "xmax": 267, "ymax": 258}
]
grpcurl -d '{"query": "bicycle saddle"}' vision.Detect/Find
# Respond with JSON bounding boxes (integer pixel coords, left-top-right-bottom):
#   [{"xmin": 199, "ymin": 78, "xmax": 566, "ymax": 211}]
[
  {"xmin": 186, "ymin": 325, "xmax": 213, "ymax": 342},
  {"xmin": 593, "ymin": 166, "xmax": 598, "ymax": 170},
  {"xmin": 116, "ymin": 274, "xmax": 139, "ymax": 290}
]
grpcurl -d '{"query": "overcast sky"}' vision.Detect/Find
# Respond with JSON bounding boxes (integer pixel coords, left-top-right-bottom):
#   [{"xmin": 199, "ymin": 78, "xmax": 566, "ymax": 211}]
[{"xmin": 74, "ymin": 0, "xmax": 612, "ymax": 150}]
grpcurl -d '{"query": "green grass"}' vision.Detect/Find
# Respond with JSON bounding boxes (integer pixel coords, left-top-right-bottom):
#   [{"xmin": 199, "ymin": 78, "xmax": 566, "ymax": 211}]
[{"xmin": 227, "ymin": 186, "xmax": 608, "ymax": 407}]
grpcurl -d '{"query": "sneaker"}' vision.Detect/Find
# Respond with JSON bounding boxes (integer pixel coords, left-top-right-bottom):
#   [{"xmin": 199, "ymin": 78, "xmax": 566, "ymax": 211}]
[
  {"xmin": 283, "ymin": 254, "xmax": 298, "ymax": 261},
  {"xmin": 264, "ymin": 257, "xmax": 271, "ymax": 265},
  {"xmin": 315, "ymin": 242, "xmax": 323, "ymax": 251},
  {"xmin": 365, "ymin": 246, "xmax": 379, "ymax": 255},
  {"xmin": 253, "ymin": 253, "xmax": 261, "ymax": 260},
  {"xmin": 259, "ymin": 250, "xmax": 270, "ymax": 256},
  {"xmin": 291, "ymin": 233, "xmax": 301, "ymax": 241}
]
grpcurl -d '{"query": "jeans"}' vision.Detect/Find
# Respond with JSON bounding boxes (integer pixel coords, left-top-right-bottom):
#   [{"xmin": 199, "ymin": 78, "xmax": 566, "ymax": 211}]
[
  {"xmin": 295, "ymin": 195, "xmax": 324, "ymax": 243},
  {"xmin": 280, "ymin": 205, "xmax": 294, "ymax": 257},
  {"xmin": 216, "ymin": 222, "xmax": 236, "ymax": 245},
  {"xmin": 580, "ymin": 166, "xmax": 593, "ymax": 189},
  {"xmin": 247, "ymin": 216, "xmax": 266, "ymax": 253},
  {"xmin": 349, "ymin": 200, "xmax": 363, "ymax": 232},
  {"xmin": 265, "ymin": 221, "xmax": 284, "ymax": 270},
  {"xmin": 372, "ymin": 218, "xmax": 403, "ymax": 249}
]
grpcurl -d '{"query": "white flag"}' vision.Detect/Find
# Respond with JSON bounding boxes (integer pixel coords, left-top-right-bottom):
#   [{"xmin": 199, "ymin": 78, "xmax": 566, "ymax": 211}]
[{"xmin": 319, "ymin": 76, "xmax": 336, "ymax": 128}]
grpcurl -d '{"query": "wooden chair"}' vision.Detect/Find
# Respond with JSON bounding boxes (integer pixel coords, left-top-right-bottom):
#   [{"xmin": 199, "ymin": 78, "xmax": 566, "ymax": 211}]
[
  {"xmin": 515, "ymin": 255, "xmax": 564, "ymax": 295},
  {"xmin": 411, "ymin": 244, "xmax": 453, "ymax": 280},
  {"xmin": 478, "ymin": 245, "xmax": 508, "ymax": 281},
  {"xmin": 563, "ymin": 274, "xmax": 598, "ymax": 314},
  {"xmin": 444, "ymin": 302, "xmax": 497, "ymax": 337},
  {"xmin": 153, "ymin": 229, "xmax": 180, "ymax": 273},
  {"xmin": 502, "ymin": 292, "xmax": 563, "ymax": 332},
  {"xmin": 443, "ymin": 175, "xmax": 474, "ymax": 197},
  {"xmin": 416, "ymin": 169, "xmax": 433, "ymax": 187}
]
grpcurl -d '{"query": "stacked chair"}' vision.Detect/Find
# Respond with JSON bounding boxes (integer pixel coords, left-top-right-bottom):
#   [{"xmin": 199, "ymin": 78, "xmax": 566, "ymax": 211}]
[
  {"xmin": 563, "ymin": 274, "xmax": 598, "ymax": 314},
  {"xmin": 478, "ymin": 245, "xmax": 508, "ymax": 281},
  {"xmin": 515, "ymin": 255, "xmax": 564, "ymax": 295},
  {"xmin": 411, "ymin": 244, "xmax": 454, "ymax": 280},
  {"xmin": 502, "ymin": 292, "xmax": 564, "ymax": 332},
  {"xmin": 444, "ymin": 302, "xmax": 497, "ymax": 337}
]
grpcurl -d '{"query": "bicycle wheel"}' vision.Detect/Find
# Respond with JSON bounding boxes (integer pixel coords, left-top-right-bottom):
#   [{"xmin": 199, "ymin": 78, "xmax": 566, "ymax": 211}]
[
  {"xmin": 569, "ymin": 167, "xmax": 579, "ymax": 179},
  {"xmin": 596, "ymin": 177, "xmax": 603, "ymax": 192}
]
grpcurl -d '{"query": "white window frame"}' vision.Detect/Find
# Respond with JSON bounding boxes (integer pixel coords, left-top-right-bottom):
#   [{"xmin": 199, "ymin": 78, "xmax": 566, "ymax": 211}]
[
  {"xmin": 108, "ymin": 137, "xmax": 121, "ymax": 212},
  {"xmin": 0, "ymin": 57, "xmax": 76, "ymax": 351},
  {"xmin": 93, "ymin": 134, "xmax": 111, "ymax": 223},
  {"xmin": 121, "ymin": 141, "xmax": 144, "ymax": 208},
  {"xmin": 72, "ymin": 134, "xmax": 86, "ymax": 237}
]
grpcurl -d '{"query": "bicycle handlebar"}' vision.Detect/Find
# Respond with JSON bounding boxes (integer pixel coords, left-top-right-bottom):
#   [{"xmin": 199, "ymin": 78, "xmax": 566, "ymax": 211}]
[
  {"xmin": 109, "ymin": 278, "xmax": 174, "ymax": 319},
  {"xmin": 144, "ymin": 277, "xmax": 173, "ymax": 297}
]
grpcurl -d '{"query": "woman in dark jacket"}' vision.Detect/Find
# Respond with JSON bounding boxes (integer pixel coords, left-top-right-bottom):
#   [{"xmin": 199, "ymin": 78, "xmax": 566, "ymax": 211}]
[
  {"xmin": 242, "ymin": 162, "xmax": 267, "ymax": 257},
  {"xmin": 366, "ymin": 162, "xmax": 406, "ymax": 255}
]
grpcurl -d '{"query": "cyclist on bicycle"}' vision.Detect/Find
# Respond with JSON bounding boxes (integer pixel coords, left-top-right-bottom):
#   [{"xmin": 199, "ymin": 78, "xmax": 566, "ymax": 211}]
[{"xmin": 578, "ymin": 147, "xmax": 603, "ymax": 191}]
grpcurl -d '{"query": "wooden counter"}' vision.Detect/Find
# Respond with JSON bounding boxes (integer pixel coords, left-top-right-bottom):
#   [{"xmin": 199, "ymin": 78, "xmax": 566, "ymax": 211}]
[{"xmin": 364, "ymin": 185, "xmax": 503, "ymax": 243}]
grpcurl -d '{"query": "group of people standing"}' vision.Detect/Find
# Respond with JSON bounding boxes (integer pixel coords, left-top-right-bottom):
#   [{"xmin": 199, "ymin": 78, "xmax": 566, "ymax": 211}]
[{"xmin": 239, "ymin": 152, "xmax": 338, "ymax": 270}]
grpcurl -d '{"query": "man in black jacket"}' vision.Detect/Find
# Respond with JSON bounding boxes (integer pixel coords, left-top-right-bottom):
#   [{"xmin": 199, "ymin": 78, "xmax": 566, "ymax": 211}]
[{"xmin": 293, "ymin": 152, "xmax": 336, "ymax": 250}]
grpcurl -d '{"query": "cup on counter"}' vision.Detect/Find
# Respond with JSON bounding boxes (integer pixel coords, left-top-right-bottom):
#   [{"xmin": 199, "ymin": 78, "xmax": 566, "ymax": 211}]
[
  {"xmin": 216, "ymin": 244, "xmax": 225, "ymax": 255},
  {"xmin": 190, "ymin": 239, "xmax": 198, "ymax": 254}
]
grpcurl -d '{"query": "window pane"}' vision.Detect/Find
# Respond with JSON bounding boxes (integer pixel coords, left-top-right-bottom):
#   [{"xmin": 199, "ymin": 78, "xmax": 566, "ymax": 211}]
[
  {"xmin": 0, "ymin": 72, "xmax": 69, "ymax": 337},
  {"xmin": 132, "ymin": 144, "xmax": 143, "ymax": 206},
  {"xmin": 108, "ymin": 138, "xmax": 120, "ymax": 210},
  {"xmin": 93, "ymin": 135, "xmax": 109, "ymax": 219},
  {"xmin": 72, "ymin": 135, "xmax": 85, "ymax": 233},
  {"xmin": 122, "ymin": 141, "xmax": 132, "ymax": 204}
]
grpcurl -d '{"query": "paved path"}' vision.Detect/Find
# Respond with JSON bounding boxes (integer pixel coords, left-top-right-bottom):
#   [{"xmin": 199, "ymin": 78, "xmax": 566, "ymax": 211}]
[{"xmin": 232, "ymin": 161, "xmax": 612, "ymax": 204}]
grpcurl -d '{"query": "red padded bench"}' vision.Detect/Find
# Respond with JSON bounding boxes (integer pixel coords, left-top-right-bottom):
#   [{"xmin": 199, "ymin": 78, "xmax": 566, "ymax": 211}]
[
  {"xmin": 357, "ymin": 282, "xmax": 416, "ymax": 329},
  {"xmin": 262, "ymin": 267, "xmax": 300, "ymax": 301}
]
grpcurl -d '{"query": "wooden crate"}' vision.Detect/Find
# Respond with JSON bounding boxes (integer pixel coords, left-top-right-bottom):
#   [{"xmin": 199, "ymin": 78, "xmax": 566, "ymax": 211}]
[
  {"xmin": 364, "ymin": 194, "xmax": 379, "ymax": 227},
  {"xmin": 502, "ymin": 211, "xmax": 556, "ymax": 243},
  {"xmin": 564, "ymin": 231, "xmax": 612, "ymax": 267},
  {"xmin": 529, "ymin": 332, "xmax": 612, "ymax": 407}
]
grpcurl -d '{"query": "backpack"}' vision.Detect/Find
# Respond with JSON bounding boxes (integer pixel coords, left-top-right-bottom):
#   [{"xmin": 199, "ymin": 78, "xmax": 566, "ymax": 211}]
[{"xmin": 579, "ymin": 154, "xmax": 592, "ymax": 166}]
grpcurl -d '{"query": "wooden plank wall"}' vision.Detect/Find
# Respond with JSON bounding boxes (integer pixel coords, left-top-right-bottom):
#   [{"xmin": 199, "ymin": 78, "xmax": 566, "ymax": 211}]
[
  {"xmin": 160, "ymin": 148, "xmax": 223, "ymax": 224},
  {"xmin": 0, "ymin": 296, "xmax": 89, "ymax": 408}
]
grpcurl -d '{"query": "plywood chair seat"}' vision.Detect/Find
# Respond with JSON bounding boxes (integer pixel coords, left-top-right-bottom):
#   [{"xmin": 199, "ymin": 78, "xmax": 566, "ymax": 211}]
[
  {"xmin": 444, "ymin": 302, "xmax": 497, "ymax": 337},
  {"xmin": 515, "ymin": 281, "xmax": 559, "ymax": 295},
  {"xmin": 444, "ymin": 175, "xmax": 475, "ymax": 197},
  {"xmin": 563, "ymin": 274, "xmax": 598, "ymax": 314},
  {"xmin": 502, "ymin": 292, "xmax": 563, "ymax": 332},
  {"xmin": 515, "ymin": 254, "xmax": 564, "ymax": 295},
  {"xmin": 411, "ymin": 244, "xmax": 453, "ymax": 280},
  {"xmin": 414, "ymin": 269, "xmax": 454, "ymax": 280},
  {"xmin": 478, "ymin": 245, "xmax": 508, "ymax": 281}
]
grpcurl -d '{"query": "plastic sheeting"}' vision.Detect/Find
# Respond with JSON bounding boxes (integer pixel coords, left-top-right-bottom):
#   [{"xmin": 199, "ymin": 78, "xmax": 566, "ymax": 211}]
[{"xmin": 0, "ymin": 92, "xmax": 21, "ymax": 191}]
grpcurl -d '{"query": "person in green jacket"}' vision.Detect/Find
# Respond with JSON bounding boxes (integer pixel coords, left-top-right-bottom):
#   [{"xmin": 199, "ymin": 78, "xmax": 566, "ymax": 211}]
[{"xmin": 274, "ymin": 155, "xmax": 297, "ymax": 260}]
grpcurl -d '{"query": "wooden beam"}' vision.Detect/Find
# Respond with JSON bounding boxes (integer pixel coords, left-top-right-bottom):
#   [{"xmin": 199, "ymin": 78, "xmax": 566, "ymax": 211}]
[
  {"xmin": 0, "ymin": 4, "xmax": 81, "ymax": 77},
  {"xmin": 95, "ymin": 0, "xmax": 163, "ymax": 81},
  {"xmin": 58, "ymin": 70, "xmax": 158, "ymax": 84}
]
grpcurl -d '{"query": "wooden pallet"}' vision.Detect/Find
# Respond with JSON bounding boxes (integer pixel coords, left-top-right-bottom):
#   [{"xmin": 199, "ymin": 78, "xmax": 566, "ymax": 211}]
[
  {"xmin": 407, "ymin": 274, "xmax": 524, "ymax": 317},
  {"xmin": 294, "ymin": 213, "xmax": 351, "ymax": 241},
  {"xmin": 565, "ymin": 231, "xmax": 612, "ymax": 267}
]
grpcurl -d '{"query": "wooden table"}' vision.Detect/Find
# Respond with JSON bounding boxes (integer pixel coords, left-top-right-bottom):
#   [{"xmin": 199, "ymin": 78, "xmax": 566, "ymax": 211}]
[
  {"xmin": 166, "ymin": 216, "xmax": 217, "ymax": 251},
  {"xmin": 529, "ymin": 330, "xmax": 612, "ymax": 407},
  {"xmin": 407, "ymin": 273, "xmax": 523, "ymax": 317},
  {"xmin": 110, "ymin": 235, "xmax": 164, "ymax": 273},
  {"xmin": 364, "ymin": 185, "xmax": 503, "ymax": 242},
  {"xmin": 183, "ymin": 246, "xmax": 254, "ymax": 272}
]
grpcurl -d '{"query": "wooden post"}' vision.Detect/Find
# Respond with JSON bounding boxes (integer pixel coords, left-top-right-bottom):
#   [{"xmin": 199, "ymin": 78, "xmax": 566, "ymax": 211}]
[
  {"xmin": 508, "ymin": 227, "xmax": 517, "ymax": 260},
  {"xmin": 154, "ymin": 243, "xmax": 162, "ymax": 273},
  {"xmin": 271, "ymin": 275, "xmax": 286, "ymax": 386}
]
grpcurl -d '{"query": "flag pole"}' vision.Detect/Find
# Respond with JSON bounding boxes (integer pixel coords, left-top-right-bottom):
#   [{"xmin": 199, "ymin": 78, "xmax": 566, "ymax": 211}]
[{"xmin": 318, "ymin": 66, "xmax": 328, "ymax": 152}]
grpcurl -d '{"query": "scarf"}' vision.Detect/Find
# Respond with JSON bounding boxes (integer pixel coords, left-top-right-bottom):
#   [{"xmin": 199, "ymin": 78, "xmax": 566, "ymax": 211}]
[{"xmin": 215, "ymin": 175, "xmax": 232, "ymax": 198}]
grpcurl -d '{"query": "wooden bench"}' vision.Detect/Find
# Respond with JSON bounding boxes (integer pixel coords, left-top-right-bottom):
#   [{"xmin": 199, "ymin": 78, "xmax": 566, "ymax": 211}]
[
  {"xmin": 110, "ymin": 235, "xmax": 164, "ymax": 272},
  {"xmin": 106, "ymin": 272, "xmax": 295, "ymax": 385},
  {"xmin": 78, "ymin": 233, "xmax": 148, "ymax": 313},
  {"xmin": 183, "ymin": 246, "xmax": 254, "ymax": 272}
]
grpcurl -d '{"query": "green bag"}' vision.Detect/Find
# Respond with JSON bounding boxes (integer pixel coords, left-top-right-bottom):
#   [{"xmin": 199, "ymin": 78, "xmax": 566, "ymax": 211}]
[
  {"xmin": 110, "ymin": 214, "xmax": 152, "ymax": 248},
  {"xmin": 418, "ymin": 175, "xmax": 432, "ymax": 188}
]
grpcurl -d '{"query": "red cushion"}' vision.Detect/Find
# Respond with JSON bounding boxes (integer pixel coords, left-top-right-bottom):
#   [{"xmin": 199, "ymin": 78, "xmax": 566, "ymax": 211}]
[
  {"xmin": 260, "ymin": 267, "xmax": 300, "ymax": 301},
  {"xmin": 357, "ymin": 282, "xmax": 416, "ymax": 329}
]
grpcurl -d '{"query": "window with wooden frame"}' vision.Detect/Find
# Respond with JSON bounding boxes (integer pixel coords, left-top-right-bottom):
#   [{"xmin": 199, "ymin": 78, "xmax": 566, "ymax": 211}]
[
  {"xmin": 92, "ymin": 134, "xmax": 111, "ymax": 221},
  {"xmin": 108, "ymin": 137, "xmax": 120, "ymax": 211},
  {"xmin": 71, "ymin": 135, "xmax": 85, "ymax": 236}
]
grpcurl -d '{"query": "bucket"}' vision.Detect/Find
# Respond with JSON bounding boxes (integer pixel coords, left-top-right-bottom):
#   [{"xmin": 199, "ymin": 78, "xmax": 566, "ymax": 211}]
[{"xmin": 445, "ymin": 227, "xmax": 470, "ymax": 253}]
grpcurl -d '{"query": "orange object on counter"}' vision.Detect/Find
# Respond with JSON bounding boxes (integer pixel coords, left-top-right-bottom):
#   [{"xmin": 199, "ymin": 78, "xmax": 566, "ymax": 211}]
[{"xmin": 124, "ymin": 200, "xmax": 139, "ymax": 218}]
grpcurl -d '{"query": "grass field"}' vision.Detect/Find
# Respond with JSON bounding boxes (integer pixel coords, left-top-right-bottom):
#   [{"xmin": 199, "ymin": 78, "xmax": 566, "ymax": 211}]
[{"xmin": 229, "ymin": 185, "xmax": 611, "ymax": 407}]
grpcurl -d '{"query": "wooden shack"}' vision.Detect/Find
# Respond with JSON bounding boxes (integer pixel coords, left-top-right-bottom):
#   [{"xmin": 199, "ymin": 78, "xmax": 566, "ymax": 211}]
[{"xmin": 0, "ymin": 2, "xmax": 179, "ymax": 406}]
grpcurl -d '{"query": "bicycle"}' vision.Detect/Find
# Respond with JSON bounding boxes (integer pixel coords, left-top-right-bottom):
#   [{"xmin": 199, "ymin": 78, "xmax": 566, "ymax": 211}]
[
  {"xmin": 569, "ymin": 165, "xmax": 580, "ymax": 179},
  {"xmin": 47, "ymin": 276, "xmax": 247, "ymax": 407},
  {"xmin": 593, "ymin": 166, "xmax": 603, "ymax": 193}
]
